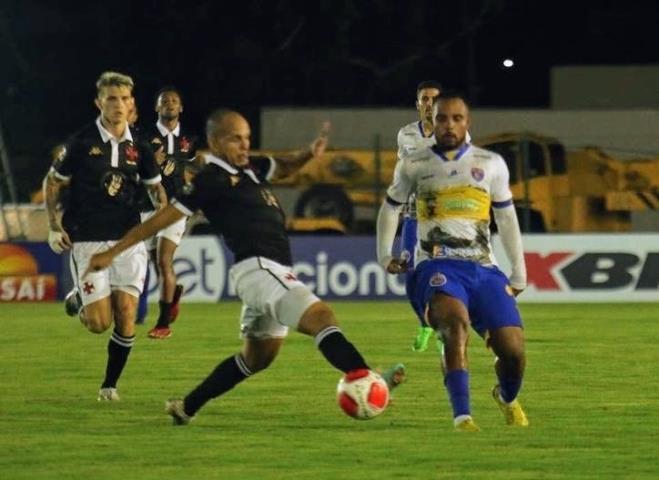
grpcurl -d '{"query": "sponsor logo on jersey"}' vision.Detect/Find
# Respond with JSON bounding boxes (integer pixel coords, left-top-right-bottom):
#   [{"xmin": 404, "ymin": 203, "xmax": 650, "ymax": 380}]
[
  {"xmin": 151, "ymin": 137, "xmax": 163, "ymax": 145},
  {"xmin": 230, "ymin": 175, "xmax": 240, "ymax": 186},
  {"xmin": 429, "ymin": 272, "xmax": 447, "ymax": 287},
  {"xmin": 89, "ymin": 146, "xmax": 103, "ymax": 156},
  {"xmin": 471, "ymin": 167, "xmax": 484, "ymax": 181}
]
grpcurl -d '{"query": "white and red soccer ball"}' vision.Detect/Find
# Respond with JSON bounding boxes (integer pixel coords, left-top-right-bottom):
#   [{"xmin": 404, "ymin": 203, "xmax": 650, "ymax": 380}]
[{"xmin": 336, "ymin": 369, "xmax": 389, "ymax": 420}]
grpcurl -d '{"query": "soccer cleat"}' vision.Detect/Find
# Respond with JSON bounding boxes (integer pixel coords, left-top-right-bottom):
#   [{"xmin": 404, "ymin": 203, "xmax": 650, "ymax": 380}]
[
  {"xmin": 165, "ymin": 398, "xmax": 193, "ymax": 426},
  {"xmin": 148, "ymin": 326, "xmax": 172, "ymax": 339},
  {"xmin": 64, "ymin": 289, "xmax": 82, "ymax": 317},
  {"xmin": 454, "ymin": 416, "xmax": 481, "ymax": 432},
  {"xmin": 169, "ymin": 284, "xmax": 184, "ymax": 324},
  {"xmin": 381, "ymin": 363, "xmax": 406, "ymax": 391},
  {"xmin": 97, "ymin": 387, "xmax": 120, "ymax": 402},
  {"xmin": 492, "ymin": 385, "xmax": 529, "ymax": 427},
  {"xmin": 412, "ymin": 326, "xmax": 434, "ymax": 352}
]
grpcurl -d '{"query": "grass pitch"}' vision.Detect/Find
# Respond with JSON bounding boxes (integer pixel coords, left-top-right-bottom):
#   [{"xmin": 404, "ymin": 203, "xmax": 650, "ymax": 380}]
[{"xmin": 1, "ymin": 302, "xmax": 658, "ymax": 479}]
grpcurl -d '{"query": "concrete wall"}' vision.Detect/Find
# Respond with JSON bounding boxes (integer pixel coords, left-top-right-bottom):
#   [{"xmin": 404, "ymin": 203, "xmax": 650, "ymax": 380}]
[
  {"xmin": 261, "ymin": 108, "xmax": 659, "ymax": 158},
  {"xmin": 552, "ymin": 65, "xmax": 659, "ymax": 109}
]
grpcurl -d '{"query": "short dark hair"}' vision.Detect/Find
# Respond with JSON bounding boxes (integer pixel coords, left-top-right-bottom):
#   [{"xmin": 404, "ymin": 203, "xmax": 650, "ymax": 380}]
[
  {"xmin": 435, "ymin": 89, "xmax": 469, "ymax": 108},
  {"xmin": 154, "ymin": 85, "xmax": 183, "ymax": 107},
  {"xmin": 205, "ymin": 108, "xmax": 237, "ymax": 138},
  {"xmin": 416, "ymin": 80, "xmax": 442, "ymax": 95}
]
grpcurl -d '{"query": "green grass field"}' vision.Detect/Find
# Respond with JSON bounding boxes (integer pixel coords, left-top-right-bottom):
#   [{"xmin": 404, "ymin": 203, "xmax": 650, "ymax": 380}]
[{"xmin": 1, "ymin": 302, "xmax": 658, "ymax": 479}]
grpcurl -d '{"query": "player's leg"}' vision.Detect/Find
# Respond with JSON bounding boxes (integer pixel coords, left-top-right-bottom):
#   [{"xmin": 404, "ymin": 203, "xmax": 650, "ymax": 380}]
[
  {"xmin": 400, "ymin": 215, "xmax": 432, "ymax": 352},
  {"xmin": 97, "ymin": 289, "xmax": 139, "ymax": 401},
  {"xmin": 96, "ymin": 242, "xmax": 147, "ymax": 400},
  {"xmin": 427, "ymin": 292, "xmax": 479, "ymax": 431},
  {"xmin": 69, "ymin": 242, "xmax": 114, "ymax": 332},
  {"xmin": 296, "ymin": 298, "xmax": 406, "ymax": 390},
  {"xmin": 148, "ymin": 236, "xmax": 177, "ymax": 338},
  {"xmin": 135, "ymin": 263, "xmax": 151, "ymax": 325},
  {"xmin": 470, "ymin": 266, "xmax": 528, "ymax": 426},
  {"xmin": 166, "ymin": 304, "xmax": 286, "ymax": 424},
  {"xmin": 489, "ymin": 326, "xmax": 528, "ymax": 425},
  {"xmin": 168, "ymin": 336, "xmax": 285, "ymax": 424}
]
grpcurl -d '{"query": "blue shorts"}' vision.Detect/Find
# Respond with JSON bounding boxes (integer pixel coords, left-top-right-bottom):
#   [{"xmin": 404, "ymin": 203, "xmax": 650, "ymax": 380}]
[
  {"xmin": 412, "ymin": 258, "xmax": 522, "ymax": 337},
  {"xmin": 400, "ymin": 217, "xmax": 425, "ymax": 322}
]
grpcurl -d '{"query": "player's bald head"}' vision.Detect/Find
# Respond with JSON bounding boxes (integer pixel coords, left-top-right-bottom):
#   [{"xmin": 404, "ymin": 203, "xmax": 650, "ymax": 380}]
[{"xmin": 206, "ymin": 109, "xmax": 248, "ymax": 139}]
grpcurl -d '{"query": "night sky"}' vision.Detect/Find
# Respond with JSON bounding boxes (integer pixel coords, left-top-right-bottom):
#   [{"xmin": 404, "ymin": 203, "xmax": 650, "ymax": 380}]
[{"xmin": 1, "ymin": 0, "xmax": 657, "ymax": 199}]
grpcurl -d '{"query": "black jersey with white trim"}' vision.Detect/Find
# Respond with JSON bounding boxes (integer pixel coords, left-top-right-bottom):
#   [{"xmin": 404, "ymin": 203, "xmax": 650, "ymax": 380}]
[
  {"xmin": 173, "ymin": 154, "xmax": 291, "ymax": 265},
  {"xmin": 51, "ymin": 122, "xmax": 161, "ymax": 241},
  {"xmin": 139, "ymin": 124, "xmax": 199, "ymax": 210}
]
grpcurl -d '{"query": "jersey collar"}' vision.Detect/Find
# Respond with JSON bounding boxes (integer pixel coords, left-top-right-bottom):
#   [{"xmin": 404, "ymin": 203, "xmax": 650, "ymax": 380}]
[
  {"xmin": 96, "ymin": 116, "xmax": 133, "ymax": 143},
  {"xmin": 431, "ymin": 142, "xmax": 471, "ymax": 162},
  {"xmin": 417, "ymin": 121, "xmax": 434, "ymax": 139},
  {"xmin": 156, "ymin": 120, "xmax": 180, "ymax": 137},
  {"xmin": 206, "ymin": 153, "xmax": 260, "ymax": 184}
]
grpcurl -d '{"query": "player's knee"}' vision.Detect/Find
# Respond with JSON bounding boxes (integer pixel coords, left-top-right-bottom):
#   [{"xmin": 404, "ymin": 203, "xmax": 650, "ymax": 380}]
[
  {"xmin": 83, "ymin": 311, "xmax": 112, "ymax": 334},
  {"xmin": 296, "ymin": 301, "xmax": 336, "ymax": 336}
]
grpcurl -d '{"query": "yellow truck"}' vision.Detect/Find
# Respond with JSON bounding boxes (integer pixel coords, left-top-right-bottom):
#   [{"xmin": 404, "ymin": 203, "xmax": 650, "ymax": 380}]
[{"xmin": 267, "ymin": 132, "xmax": 659, "ymax": 233}]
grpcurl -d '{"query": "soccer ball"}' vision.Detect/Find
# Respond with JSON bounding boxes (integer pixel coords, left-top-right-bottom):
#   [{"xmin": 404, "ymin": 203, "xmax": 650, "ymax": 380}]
[{"xmin": 336, "ymin": 369, "xmax": 389, "ymax": 420}]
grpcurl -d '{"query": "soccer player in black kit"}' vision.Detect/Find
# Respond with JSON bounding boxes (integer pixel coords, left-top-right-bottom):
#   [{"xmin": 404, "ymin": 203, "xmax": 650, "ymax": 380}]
[
  {"xmin": 86, "ymin": 109, "xmax": 405, "ymax": 424},
  {"xmin": 44, "ymin": 71, "xmax": 166, "ymax": 401},
  {"xmin": 140, "ymin": 86, "xmax": 199, "ymax": 339}
]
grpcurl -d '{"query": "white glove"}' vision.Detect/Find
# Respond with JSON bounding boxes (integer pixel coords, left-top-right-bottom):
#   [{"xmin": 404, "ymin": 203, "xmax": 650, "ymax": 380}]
[{"xmin": 48, "ymin": 230, "xmax": 70, "ymax": 254}]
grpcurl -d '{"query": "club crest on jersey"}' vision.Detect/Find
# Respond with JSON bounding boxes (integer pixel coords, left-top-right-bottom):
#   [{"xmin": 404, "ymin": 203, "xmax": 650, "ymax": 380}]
[
  {"xmin": 179, "ymin": 136, "xmax": 191, "ymax": 153},
  {"xmin": 471, "ymin": 167, "xmax": 484, "ymax": 181},
  {"xmin": 429, "ymin": 272, "xmax": 447, "ymax": 287},
  {"xmin": 125, "ymin": 143, "xmax": 139, "ymax": 164},
  {"xmin": 89, "ymin": 146, "xmax": 103, "ymax": 156}
]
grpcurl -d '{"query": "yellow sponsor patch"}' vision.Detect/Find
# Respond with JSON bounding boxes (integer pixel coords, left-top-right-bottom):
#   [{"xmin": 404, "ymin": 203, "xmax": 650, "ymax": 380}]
[{"xmin": 417, "ymin": 185, "xmax": 491, "ymax": 221}]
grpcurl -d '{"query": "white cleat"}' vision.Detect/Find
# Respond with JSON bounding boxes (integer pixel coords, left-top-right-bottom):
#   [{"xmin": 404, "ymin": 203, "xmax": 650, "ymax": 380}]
[{"xmin": 97, "ymin": 387, "xmax": 120, "ymax": 402}]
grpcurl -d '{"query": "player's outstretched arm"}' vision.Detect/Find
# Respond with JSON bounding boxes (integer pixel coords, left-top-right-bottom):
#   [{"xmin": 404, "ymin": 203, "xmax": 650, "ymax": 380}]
[
  {"xmin": 85, "ymin": 205, "xmax": 186, "ymax": 274},
  {"xmin": 270, "ymin": 121, "xmax": 331, "ymax": 179}
]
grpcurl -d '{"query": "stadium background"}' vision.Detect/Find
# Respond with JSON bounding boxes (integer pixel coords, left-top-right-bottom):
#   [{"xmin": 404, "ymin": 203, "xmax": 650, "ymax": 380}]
[{"xmin": 1, "ymin": 2, "xmax": 658, "ymax": 479}]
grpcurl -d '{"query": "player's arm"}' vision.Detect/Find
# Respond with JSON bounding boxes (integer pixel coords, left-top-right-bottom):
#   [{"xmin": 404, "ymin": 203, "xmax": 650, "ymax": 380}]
[
  {"xmin": 44, "ymin": 142, "xmax": 74, "ymax": 253},
  {"xmin": 86, "ymin": 205, "xmax": 186, "ymax": 274},
  {"xmin": 491, "ymin": 156, "xmax": 527, "ymax": 294},
  {"xmin": 269, "ymin": 121, "xmax": 331, "ymax": 180},
  {"xmin": 376, "ymin": 154, "xmax": 412, "ymax": 274},
  {"xmin": 146, "ymin": 182, "xmax": 167, "ymax": 210}
]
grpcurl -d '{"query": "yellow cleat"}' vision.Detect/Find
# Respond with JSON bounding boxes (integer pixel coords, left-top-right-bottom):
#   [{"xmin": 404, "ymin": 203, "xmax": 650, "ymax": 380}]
[
  {"xmin": 454, "ymin": 416, "xmax": 481, "ymax": 432},
  {"xmin": 492, "ymin": 385, "xmax": 529, "ymax": 426}
]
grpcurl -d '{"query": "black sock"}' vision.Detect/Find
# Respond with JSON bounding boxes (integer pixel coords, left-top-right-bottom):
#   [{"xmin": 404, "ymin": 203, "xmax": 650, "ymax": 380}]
[
  {"xmin": 156, "ymin": 301, "xmax": 172, "ymax": 328},
  {"xmin": 101, "ymin": 329, "xmax": 135, "ymax": 388},
  {"xmin": 315, "ymin": 326, "xmax": 369, "ymax": 373},
  {"xmin": 184, "ymin": 354, "xmax": 252, "ymax": 416}
]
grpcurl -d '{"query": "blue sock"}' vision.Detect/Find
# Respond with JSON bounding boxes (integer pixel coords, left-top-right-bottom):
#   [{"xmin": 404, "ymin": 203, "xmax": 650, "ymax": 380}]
[
  {"xmin": 445, "ymin": 369, "xmax": 470, "ymax": 418},
  {"xmin": 136, "ymin": 267, "xmax": 150, "ymax": 323},
  {"xmin": 498, "ymin": 375, "xmax": 523, "ymax": 403}
]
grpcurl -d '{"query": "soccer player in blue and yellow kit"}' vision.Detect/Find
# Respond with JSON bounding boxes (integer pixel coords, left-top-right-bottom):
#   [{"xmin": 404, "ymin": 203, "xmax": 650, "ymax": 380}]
[{"xmin": 378, "ymin": 92, "xmax": 529, "ymax": 431}]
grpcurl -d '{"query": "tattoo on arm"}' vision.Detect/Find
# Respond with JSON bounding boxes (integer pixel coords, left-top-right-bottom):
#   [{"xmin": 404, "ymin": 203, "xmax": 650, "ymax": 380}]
[{"xmin": 44, "ymin": 173, "xmax": 68, "ymax": 230}]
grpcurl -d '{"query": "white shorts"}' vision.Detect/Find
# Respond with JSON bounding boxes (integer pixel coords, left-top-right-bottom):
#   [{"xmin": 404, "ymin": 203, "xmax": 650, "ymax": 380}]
[
  {"xmin": 70, "ymin": 241, "xmax": 148, "ymax": 305},
  {"xmin": 230, "ymin": 256, "xmax": 320, "ymax": 339},
  {"xmin": 140, "ymin": 211, "xmax": 186, "ymax": 250}
]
